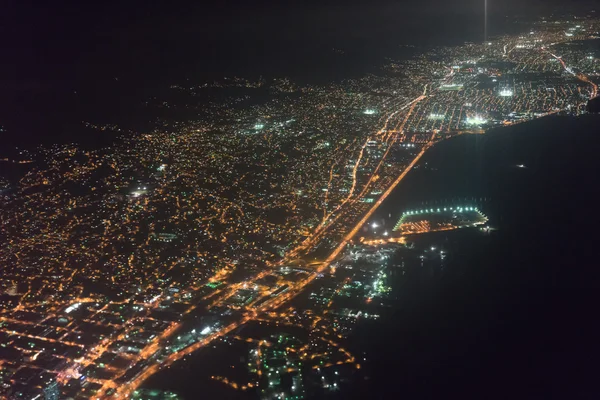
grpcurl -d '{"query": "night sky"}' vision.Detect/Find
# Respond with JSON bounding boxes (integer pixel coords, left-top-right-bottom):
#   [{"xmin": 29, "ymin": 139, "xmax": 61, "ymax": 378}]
[{"xmin": 3, "ymin": 0, "xmax": 597, "ymax": 79}]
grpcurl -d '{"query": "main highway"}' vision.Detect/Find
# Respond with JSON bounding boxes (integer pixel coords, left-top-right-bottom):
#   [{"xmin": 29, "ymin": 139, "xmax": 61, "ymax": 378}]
[
  {"xmin": 107, "ymin": 87, "xmax": 432, "ymax": 399},
  {"xmin": 547, "ymin": 50, "xmax": 598, "ymax": 99},
  {"xmin": 104, "ymin": 43, "xmax": 597, "ymax": 395}
]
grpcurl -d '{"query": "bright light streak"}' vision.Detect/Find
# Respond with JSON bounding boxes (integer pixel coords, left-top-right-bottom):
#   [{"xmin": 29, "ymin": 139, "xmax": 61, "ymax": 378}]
[{"xmin": 65, "ymin": 302, "xmax": 81, "ymax": 314}]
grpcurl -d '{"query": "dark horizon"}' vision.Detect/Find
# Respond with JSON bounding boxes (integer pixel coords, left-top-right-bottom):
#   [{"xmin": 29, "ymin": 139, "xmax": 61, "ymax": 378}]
[{"xmin": 2, "ymin": 0, "xmax": 598, "ymax": 148}]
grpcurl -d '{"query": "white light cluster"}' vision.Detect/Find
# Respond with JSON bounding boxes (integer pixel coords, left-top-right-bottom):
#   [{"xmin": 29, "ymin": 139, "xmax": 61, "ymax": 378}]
[{"xmin": 466, "ymin": 115, "xmax": 488, "ymax": 125}]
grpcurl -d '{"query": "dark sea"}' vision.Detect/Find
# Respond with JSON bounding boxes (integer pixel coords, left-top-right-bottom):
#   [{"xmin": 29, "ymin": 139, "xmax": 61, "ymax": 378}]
[{"xmin": 352, "ymin": 114, "xmax": 600, "ymax": 399}]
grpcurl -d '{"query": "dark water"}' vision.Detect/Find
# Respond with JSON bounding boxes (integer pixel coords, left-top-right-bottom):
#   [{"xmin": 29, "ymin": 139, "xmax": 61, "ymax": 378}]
[{"xmin": 351, "ymin": 114, "xmax": 600, "ymax": 399}]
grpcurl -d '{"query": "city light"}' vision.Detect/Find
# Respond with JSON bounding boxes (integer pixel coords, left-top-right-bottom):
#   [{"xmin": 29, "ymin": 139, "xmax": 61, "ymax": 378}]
[
  {"xmin": 65, "ymin": 302, "xmax": 82, "ymax": 314},
  {"xmin": 200, "ymin": 327, "xmax": 212, "ymax": 335},
  {"xmin": 428, "ymin": 113, "xmax": 445, "ymax": 120},
  {"xmin": 466, "ymin": 115, "xmax": 488, "ymax": 125}
]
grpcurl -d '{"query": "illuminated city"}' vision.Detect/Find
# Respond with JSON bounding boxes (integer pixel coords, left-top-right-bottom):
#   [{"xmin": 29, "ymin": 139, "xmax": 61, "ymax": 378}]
[{"xmin": 1, "ymin": 9, "xmax": 599, "ymax": 400}]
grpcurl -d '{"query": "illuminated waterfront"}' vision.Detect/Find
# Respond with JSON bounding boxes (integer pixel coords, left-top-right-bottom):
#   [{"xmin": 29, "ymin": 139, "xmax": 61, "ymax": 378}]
[{"xmin": 142, "ymin": 113, "xmax": 600, "ymax": 398}]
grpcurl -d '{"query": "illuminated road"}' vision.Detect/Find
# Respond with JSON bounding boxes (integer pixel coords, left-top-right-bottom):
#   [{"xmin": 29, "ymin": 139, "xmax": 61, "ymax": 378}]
[
  {"xmin": 547, "ymin": 51, "xmax": 598, "ymax": 99},
  {"xmin": 100, "ymin": 42, "xmax": 597, "ymax": 397},
  {"xmin": 320, "ymin": 135, "xmax": 434, "ymax": 266},
  {"xmin": 303, "ymin": 86, "xmax": 434, "ymax": 259},
  {"xmin": 287, "ymin": 85, "xmax": 430, "ymax": 259},
  {"xmin": 108, "ymin": 90, "xmax": 433, "ymax": 399},
  {"xmin": 92, "ymin": 42, "xmax": 599, "ymax": 398}
]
